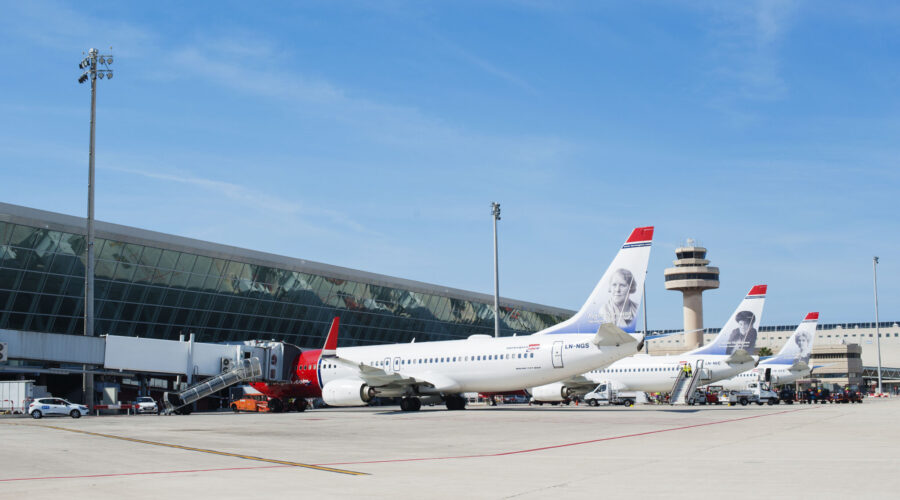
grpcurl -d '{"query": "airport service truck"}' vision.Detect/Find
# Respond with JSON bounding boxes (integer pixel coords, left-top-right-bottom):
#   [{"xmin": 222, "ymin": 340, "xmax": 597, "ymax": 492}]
[
  {"xmin": 0, "ymin": 380, "xmax": 49, "ymax": 414},
  {"xmin": 583, "ymin": 382, "xmax": 641, "ymax": 407},
  {"xmin": 726, "ymin": 382, "xmax": 779, "ymax": 406}
]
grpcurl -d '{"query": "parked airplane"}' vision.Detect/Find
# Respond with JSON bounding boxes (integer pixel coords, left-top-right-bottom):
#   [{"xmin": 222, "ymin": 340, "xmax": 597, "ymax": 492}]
[
  {"xmin": 717, "ymin": 312, "xmax": 818, "ymax": 391},
  {"xmin": 528, "ymin": 284, "xmax": 767, "ymax": 401},
  {"xmin": 314, "ymin": 226, "xmax": 654, "ymax": 411}
]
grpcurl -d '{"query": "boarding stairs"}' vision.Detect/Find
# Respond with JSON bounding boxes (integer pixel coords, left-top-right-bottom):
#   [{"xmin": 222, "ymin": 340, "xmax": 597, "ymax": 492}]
[
  {"xmin": 163, "ymin": 357, "xmax": 262, "ymax": 414},
  {"xmin": 669, "ymin": 359, "xmax": 705, "ymax": 405}
]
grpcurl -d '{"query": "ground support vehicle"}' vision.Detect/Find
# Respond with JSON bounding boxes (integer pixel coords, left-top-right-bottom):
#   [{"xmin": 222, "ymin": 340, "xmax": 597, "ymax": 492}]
[
  {"xmin": 230, "ymin": 394, "xmax": 270, "ymax": 412},
  {"xmin": 779, "ymin": 387, "xmax": 796, "ymax": 404},
  {"xmin": 831, "ymin": 388, "xmax": 864, "ymax": 404},
  {"xmin": 583, "ymin": 383, "xmax": 640, "ymax": 407},
  {"xmin": 726, "ymin": 383, "xmax": 779, "ymax": 406},
  {"xmin": 688, "ymin": 388, "xmax": 721, "ymax": 405}
]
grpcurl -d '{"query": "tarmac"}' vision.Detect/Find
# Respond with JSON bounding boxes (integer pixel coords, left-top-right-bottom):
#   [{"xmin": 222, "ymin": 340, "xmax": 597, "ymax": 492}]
[{"xmin": 2, "ymin": 398, "xmax": 898, "ymax": 499}]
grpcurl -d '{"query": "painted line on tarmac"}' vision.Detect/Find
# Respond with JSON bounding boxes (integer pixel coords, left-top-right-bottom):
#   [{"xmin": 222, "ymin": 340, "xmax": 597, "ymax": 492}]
[
  {"xmin": 0, "ymin": 465, "xmax": 293, "ymax": 483},
  {"xmin": 9, "ymin": 423, "xmax": 367, "ymax": 477},
  {"xmin": 316, "ymin": 406, "xmax": 815, "ymax": 466}
]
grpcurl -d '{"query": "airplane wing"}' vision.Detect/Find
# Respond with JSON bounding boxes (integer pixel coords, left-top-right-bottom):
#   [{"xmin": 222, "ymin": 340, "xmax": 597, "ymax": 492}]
[
  {"xmin": 554, "ymin": 374, "xmax": 600, "ymax": 396},
  {"xmin": 326, "ymin": 354, "xmax": 464, "ymax": 393},
  {"xmin": 319, "ymin": 316, "xmax": 461, "ymax": 394},
  {"xmin": 327, "ymin": 355, "xmax": 421, "ymax": 387}
]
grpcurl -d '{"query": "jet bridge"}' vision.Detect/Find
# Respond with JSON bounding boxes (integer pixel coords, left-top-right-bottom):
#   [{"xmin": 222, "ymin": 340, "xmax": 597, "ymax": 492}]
[{"xmin": 0, "ymin": 329, "xmax": 302, "ymax": 406}]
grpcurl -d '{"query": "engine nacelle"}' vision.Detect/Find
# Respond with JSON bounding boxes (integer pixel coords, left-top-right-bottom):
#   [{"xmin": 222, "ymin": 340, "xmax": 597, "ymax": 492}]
[
  {"xmin": 321, "ymin": 378, "xmax": 376, "ymax": 407},
  {"xmin": 530, "ymin": 382, "xmax": 571, "ymax": 402}
]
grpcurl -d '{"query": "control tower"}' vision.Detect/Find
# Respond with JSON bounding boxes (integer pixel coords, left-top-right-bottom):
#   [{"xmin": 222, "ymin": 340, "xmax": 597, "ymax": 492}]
[{"xmin": 664, "ymin": 239, "xmax": 719, "ymax": 349}]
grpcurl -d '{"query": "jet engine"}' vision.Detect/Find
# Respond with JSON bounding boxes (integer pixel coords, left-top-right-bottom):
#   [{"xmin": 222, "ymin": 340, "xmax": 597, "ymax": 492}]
[
  {"xmin": 321, "ymin": 378, "xmax": 376, "ymax": 407},
  {"xmin": 530, "ymin": 382, "xmax": 572, "ymax": 402}
]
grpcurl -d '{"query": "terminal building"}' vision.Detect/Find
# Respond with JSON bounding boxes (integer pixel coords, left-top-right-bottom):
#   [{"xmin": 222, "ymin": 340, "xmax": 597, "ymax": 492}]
[
  {"xmin": 1, "ymin": 202, "xmax": 897, "ymax": 399},
  {"xmin": 0, "ymin": 203, "xmax": 571, "ymax": 400}
]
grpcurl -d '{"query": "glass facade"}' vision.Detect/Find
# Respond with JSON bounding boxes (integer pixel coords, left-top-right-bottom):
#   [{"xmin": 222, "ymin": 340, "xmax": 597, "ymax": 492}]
[{"xmin": 0, "ymin": 215, "xmax": 570, "ymax": 348}]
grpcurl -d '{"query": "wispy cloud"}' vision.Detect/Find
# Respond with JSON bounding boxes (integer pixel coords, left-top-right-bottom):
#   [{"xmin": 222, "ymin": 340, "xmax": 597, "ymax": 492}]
[
  {"xmin": 107, "ymin": 164, "xmax": 375, "ymax": 236},
  {"xmin": 435, "ymin": 35, "xmax": 538, "ymax": 94},
  {"xmin": 698, "ymin": 0, "xmax": 800, "ymax": 118}
]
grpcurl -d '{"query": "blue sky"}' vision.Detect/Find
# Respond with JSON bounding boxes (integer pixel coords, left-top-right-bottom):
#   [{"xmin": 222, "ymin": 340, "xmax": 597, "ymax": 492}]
[{"xmin": 1, "ymin": 1, "xmax": 898, "ymax": 329}]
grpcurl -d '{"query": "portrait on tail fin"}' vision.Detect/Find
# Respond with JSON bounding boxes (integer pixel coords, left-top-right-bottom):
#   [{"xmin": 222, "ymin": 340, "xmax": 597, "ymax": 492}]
[
  {"xmin": 726, "ymin": 310, "xmax": 757, "ymax": 354},
  {"xmin": 600, "ymin": 268, "xmax": 639, "ymax": 330}
]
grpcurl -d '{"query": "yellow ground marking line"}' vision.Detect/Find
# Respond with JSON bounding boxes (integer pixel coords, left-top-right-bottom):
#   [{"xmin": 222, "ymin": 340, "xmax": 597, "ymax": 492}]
[{"xmin": 17, "ymin": 423, "xmax": 367, "ymax": 476}]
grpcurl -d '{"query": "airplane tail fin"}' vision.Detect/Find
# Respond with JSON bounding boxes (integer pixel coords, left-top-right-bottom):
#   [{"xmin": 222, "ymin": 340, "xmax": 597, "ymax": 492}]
[
  {"xmin": 535, "ymin": 226, "xmax": 653, "ymax": 336},
  {"xmin": 766, "ymin": 312, "xmax": 818, "ymax": 365},
  {"xmin": 321, "ymin": 317, "xmax": 340, "ymax": 358},
  {"xmin": 689, "ymin": 285, "xmax": 766, "ymax": 356}
]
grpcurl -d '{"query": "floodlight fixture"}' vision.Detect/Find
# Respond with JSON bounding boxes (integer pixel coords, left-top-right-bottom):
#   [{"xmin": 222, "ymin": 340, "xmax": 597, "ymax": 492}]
[
  {"xmin": 106, "ymin": 57, "xmax": 113, "ymax": 65},
  {"xmin": 106, "ymin": 71, "xmax": 113, "ymax": 79}
]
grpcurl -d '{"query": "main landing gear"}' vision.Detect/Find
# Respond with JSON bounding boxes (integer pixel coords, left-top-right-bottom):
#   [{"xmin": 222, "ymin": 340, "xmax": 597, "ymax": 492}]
[
  {"xmin": 400, "ymin": 397, "xmax": 422, "ymax": 412},
  {"xmin": 445, "ymin": 395, "xmax": 466, "ymax": 411}
]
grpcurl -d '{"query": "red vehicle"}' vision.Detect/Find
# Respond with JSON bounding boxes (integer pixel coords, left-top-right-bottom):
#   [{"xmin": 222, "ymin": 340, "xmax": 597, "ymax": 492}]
[{"xmin": 247, "ymin": 318, "xmax": 339, "ymax": 412}]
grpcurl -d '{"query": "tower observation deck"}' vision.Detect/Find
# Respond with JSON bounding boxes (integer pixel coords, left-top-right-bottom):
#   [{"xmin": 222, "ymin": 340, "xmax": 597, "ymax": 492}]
[{"xmin": 664, "ymin": 239, "xmax": 719, "ymax": 349}]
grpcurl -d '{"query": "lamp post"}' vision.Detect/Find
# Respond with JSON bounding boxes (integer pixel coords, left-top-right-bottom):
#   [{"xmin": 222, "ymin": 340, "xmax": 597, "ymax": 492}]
[
  {"xmin": 642, "ymin": 280, "xmax": 648, "ymax": 354},
  {"xmin": 873, "ymin": 256, "xmax": 883, "ymax": 394},
  {"xmin": 78, "ymin": 48, "xmax": 113, "ymax": 410},
  {"xmin": 491, "ymin": 202, "xmax": 501, "ymax": 338}
]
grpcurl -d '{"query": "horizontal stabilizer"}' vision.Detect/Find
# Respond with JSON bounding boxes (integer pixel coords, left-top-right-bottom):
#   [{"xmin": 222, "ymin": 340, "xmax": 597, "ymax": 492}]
[
  {"xmin": 789, "ymin": 360, "xmax": 810, "ymax": 373},
  {"xmin": 725, "ymin": 349, "xmax": 755, "ymax": 365},
  {"xmin": 592, "ymin": 323, "xmax": 637, "ymax": 347}
]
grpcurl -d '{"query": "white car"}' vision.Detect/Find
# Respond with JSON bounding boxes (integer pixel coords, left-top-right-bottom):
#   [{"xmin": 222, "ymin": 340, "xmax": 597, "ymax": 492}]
[
  {"xmin": 135, "ymin": 396, "xmax": 159, "ymax": 414},
  {"xmin": 28, "ymin": 398, "xmax": 89, "ymax": 419}
]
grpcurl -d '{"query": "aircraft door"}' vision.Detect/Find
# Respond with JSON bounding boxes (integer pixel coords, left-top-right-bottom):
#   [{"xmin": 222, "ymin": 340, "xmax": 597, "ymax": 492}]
[
  {"xmin": 393, "ymin": 357, "xmax": 401, "ymax": 372},
  {"xmin": 552, "ymin": 341, "xmax": 564, "ymax": 368}
]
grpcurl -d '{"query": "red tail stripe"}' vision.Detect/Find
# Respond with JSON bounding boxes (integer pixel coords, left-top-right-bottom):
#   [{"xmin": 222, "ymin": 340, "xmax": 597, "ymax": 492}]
[
  {"xmin": 805, "ymin": 312, "xmax": 819, "ymax": 320},
  {"xmin": 323, "ymin": 317, "xmax": 339, "ymax": 351},
  {"xmin": 748, "ymin": 285, "xmax": 767, "ymax": 296},
  {"xmin": 626, "ymin": 226, "xmax": 654, "ymax": 243}
]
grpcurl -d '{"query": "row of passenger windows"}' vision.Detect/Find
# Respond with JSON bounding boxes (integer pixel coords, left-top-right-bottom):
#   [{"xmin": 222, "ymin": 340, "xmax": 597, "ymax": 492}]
[
  {"xmin": 589, "ymin": 366, "xmax": 680, "ymax": 374},
  {"xmin": 310, "ymin": 352, "xmax": 539, "ymax": 371},
  {"xmin": 370, "ymin": 353, "xmax": 536, "ymax": 366}
]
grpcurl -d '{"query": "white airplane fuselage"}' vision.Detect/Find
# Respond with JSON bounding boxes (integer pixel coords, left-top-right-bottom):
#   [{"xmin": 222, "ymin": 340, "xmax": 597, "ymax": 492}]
[
  {"xmin": 319, "ymin": 334, "xmax": 638, "ymax": 395},
  {"xmin": 583, "ymin": 353, "xmax": 758, "ymax": 393},
  {"xmin": 717, "ymin": 363, "xmax": 809, "ymax": 391}
]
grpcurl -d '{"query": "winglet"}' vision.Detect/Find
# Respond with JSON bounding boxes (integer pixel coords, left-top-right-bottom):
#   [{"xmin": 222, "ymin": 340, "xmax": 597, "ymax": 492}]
[{"xmin": 322, "ymin": 317, "xmax": 339, "ymax": 357}]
